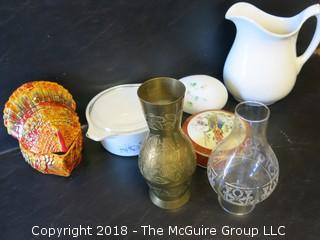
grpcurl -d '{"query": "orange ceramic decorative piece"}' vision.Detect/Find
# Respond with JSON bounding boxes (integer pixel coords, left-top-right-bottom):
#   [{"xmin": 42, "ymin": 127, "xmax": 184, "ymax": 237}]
[
  {"xmin": 19, "ymin": 130, "xmax": 83, "ymax": 177},
  {"xmin": 20, "ymin": 105, "xmax": 81, "ymax": 154},
  {"xmin": 3, "ymin": 81, "xmax": 82, "ymax": 177},
  {"xmin": 3, "ymin": 81, "xmax": 76, "ymax": 139}
]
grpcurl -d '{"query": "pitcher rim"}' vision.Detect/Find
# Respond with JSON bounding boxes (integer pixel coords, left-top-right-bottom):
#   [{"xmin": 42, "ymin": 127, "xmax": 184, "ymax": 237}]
[{"xmin": 226, "ymin": 2, "xmax": 320, "ymax": 38}]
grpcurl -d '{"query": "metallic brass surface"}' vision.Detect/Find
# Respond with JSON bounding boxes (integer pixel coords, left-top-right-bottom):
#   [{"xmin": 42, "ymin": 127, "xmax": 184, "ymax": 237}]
[{"xmin": 138, "ymin": 77, "xmax": 196, "ymax": 209}]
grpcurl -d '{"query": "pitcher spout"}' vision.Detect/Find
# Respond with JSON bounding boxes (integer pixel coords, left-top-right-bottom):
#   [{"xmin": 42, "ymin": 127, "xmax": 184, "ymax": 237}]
[
  {"xmin": 225, "ymin": 2, "xmax": 286, "ymax": 36},
  {"xmin": 225, "ymin": 2, "xmax": 320, "ymax": 38},
  {"xmin": 225, "ymin": 2, "xmax": 250, "ymax": 21}
]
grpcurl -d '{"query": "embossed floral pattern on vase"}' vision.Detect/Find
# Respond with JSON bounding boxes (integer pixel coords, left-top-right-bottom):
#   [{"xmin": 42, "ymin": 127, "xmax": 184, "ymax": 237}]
[
  {"xmin": 138, "ymin": 77, "xmax": 196, "ymax": 209},
  {"xmin": 146, "ymin": 113, "xmax": 178, "ymax": 131}
]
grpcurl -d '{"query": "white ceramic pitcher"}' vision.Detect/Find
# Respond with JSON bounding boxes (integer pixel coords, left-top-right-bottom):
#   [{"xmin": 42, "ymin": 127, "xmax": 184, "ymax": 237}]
[{"xmin": 223, "ymin": 2, "xmax": 320, "ymax": 104}]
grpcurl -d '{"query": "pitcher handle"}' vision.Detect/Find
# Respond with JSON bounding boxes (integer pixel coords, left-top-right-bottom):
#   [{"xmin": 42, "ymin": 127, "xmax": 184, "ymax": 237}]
[{"xmin": 297, "ymin": 4, "xmax": 320, "ymax": 72}]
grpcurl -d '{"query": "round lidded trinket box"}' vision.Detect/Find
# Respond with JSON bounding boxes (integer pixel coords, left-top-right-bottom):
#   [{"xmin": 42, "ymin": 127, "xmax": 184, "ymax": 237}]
[
  {"xmin": 182, "ymin": 110, "xmax": 247, "ymax": 168},
  {"xmin": 180, "ymin": 75, "xmax": 228, "ymax": 114}
]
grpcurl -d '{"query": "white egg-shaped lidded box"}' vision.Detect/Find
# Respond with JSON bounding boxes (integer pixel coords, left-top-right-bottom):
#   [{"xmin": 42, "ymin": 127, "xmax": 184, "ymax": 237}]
[{"xmin": 180, "ymin": 75, "xmax": 228, "ymax": 114}]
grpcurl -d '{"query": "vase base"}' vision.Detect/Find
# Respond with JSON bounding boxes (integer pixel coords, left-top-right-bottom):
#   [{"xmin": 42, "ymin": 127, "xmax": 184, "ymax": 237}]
[
  {"xmin": 218, "ymin": 197, "xmax": 255, "ymax": 215},
  {"xmin": 149, "ymin": 190, "xmax": 190, "ymax": 210}
]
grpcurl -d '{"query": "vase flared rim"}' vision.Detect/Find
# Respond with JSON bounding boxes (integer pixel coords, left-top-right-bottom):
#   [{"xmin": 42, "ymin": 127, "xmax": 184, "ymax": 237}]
[{"xmin": 137, "ymin": 77, "xmax": 185, "ymax": 106}]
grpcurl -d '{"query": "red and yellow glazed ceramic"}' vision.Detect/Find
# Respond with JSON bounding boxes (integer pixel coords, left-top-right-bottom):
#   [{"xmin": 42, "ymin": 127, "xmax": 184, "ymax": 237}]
[
  {"xmin": 182, "ymin": 110, "xmax": 238, "ymax": 168},
  {"xmin": 19, "ymin": 130, "xmax": 83, "ymax": 177},
  {"xmin": 3, "ymin": 81, "xmax": 82, "ymax": 177},
  {"xmin": 19, "ymin": 105, "xmax": 81, "ymax": 154},
  {"xmin": 3, "ymin": 81, "xmax": 76, "ymax": 139}
]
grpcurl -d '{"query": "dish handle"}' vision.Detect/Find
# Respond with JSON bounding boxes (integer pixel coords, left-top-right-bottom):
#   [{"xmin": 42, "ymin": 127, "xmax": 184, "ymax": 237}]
[{"xmin": 86, "ymin": 125, "xmax": 113, "ymax": 141}]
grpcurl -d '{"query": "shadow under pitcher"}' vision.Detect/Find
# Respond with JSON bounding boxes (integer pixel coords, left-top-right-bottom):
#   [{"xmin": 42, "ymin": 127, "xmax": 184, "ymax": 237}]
[{"xmin": 137, "ymin": 77, "xmax": 196, "ymax": 209}]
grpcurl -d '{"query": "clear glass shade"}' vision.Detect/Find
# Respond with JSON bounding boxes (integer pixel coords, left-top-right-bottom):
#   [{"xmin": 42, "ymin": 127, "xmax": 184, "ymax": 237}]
[{"xmin": 207, "ymin": 101, "xmax": 279, "ymax": 215}]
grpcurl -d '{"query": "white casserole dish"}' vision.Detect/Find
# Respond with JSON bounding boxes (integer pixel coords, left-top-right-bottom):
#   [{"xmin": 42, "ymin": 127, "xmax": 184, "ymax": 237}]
[{"xmin": 85, "ymin": 84, "xmax": 149, "ymax": 156}]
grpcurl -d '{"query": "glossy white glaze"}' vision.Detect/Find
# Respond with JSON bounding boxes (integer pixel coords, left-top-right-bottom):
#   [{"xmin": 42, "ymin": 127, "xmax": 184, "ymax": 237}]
[
  {"xmin": 223, "ymin": 2, "xmax": 320, "ymax": 104},
  {"xmin": 101, "ymin": 129, "xmax": 147, "ymax": 156},
  {"xmin": 180, "ymin": 75, "xmax": 228, "ymax": 114}
]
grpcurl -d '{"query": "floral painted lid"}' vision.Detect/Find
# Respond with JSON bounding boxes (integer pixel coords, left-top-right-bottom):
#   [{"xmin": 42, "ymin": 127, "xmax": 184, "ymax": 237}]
[{"xmin": 182, "ymin": 110, "xmax": 247, "ymax": 162}]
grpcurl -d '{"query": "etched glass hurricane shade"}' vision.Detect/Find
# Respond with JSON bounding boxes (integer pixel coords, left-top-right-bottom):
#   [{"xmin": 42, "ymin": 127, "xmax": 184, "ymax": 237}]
[{"xmin": 207, "ymin": 101, "xmax": 279, "ymax": 215}]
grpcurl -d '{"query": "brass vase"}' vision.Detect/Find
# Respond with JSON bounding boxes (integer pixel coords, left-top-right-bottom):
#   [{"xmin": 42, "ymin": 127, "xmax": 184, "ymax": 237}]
[{"xmin": 138, "ymin": 77, "xmax": 196, "ymax": 209}]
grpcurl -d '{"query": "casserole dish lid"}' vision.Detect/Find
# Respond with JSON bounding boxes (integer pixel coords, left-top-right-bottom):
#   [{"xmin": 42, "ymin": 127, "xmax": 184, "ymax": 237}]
[{"xmin": 86, "ymin": 84, "xmax": 148, "ymax": 141}]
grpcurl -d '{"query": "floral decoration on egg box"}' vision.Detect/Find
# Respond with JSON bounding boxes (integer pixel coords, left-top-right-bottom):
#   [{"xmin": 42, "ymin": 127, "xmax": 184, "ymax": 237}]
[{"xmin": 180, "ymin": 75, "xmax": 228, "ymax": 114}]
